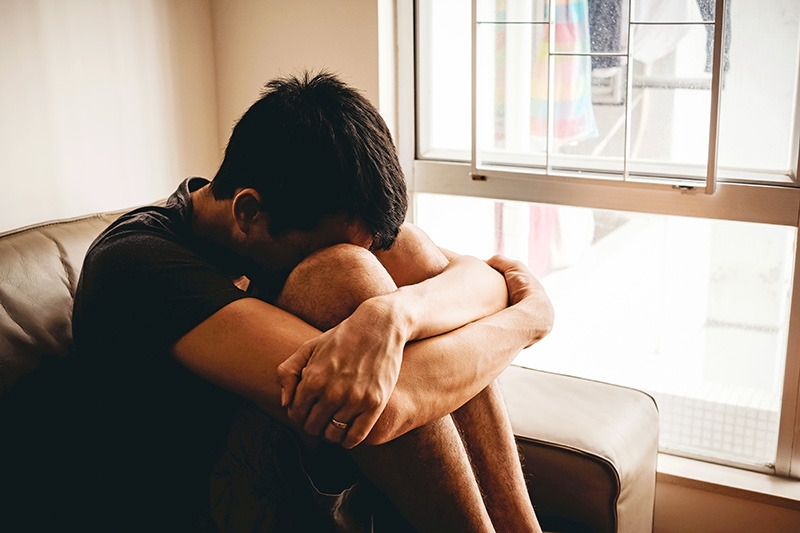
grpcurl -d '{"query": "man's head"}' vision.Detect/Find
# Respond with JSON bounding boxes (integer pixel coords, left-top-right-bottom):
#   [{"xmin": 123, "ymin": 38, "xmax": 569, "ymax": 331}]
[{"xmin": 210, "ymin": 71, "xmax": 407, "ymax": 264}]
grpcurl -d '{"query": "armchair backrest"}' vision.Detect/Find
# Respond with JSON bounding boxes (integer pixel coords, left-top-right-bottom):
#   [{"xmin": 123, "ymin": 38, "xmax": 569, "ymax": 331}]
[{"xmin": 0, "ymin": 211, "xmax": 123, "ymax": 397}]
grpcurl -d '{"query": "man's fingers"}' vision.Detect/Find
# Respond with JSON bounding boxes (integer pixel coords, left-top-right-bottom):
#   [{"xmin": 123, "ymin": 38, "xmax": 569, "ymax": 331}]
[
  {"xmin": 487, "ymin": 254, "xmax": 537, "ymax": 280},
  {"xmin": 322, "ymin": 422, "xmax": 348, "ymax": 444},
  {"xmin": 303, "ymin": 398, "xmax": 341, "ymax": 437},
  {"xmin": 287, "ymin": 389, "xmax": 315, "ymax": 425},
  {"xmin": 276, "ymin": 373, "xmax": 298, "ymax": 407},
  {"xmin": 322, "ymin": 405, "xmax": 362, "ymax": 444},
  {"xmin": 486, "ymin": 254, "xmax": 514, "ymax": 272},
  {"xmin": 277, "ymin": 342, "xmax": 314, "ymax": 407},
  {"xmin": 487, "ymin": 254, "xmax": 530, "ymax": 276},
  {"xmin": 287, "ymin": 369, "xmax": 324, "ymax": 424},
  {"xmin": 341, "ymin": 409, "xmax": 383, "ymax": 449}
]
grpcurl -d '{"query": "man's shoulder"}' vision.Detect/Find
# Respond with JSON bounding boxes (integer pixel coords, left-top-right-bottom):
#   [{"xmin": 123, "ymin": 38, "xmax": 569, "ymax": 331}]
[
  {"xmin": 74, "ymin": 203, "xmax": 208, "ymax": 320},
  {"xmin": 85, "ymin": 176, "xmax": 207, "ymax": 269},
  {"xmin": 86, "ymin": 204, "xmax": 191, "ymax": 267},
  {"xmin": 73, "ymin": 200, "xmax": 246, "ymax": 351}
]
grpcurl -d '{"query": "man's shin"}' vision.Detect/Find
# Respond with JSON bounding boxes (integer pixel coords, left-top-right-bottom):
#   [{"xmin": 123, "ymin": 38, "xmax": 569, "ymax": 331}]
[{"xmin": 452, "ymin": 382, "xmax": 543, "ymax": 533}]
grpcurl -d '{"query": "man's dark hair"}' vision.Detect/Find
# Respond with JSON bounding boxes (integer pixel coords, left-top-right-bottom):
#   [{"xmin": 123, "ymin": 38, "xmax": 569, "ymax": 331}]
[{"xmin": 210, "ymin": 71, "xmax": 407, "ymax": 251}]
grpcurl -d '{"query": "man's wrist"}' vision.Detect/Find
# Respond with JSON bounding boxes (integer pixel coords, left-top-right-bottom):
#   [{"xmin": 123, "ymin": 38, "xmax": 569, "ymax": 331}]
[{"xmin": 364, "ymin": 292, "xmax": 415, "ymax": 344}]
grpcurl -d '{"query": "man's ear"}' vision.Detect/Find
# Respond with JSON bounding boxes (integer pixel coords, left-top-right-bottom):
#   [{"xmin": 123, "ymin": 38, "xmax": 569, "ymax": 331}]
[{"xmin": 231, "ymin": 188, "xmax": 264, "ymax": 234}]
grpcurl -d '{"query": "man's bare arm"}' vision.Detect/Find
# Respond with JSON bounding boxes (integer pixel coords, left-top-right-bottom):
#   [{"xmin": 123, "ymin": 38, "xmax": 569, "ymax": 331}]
[
  {"xmin": 279, "ymin": 224, "xmax": 554, "ymax": 446},
  {"xmin": 366, "ymin": 255, "xmax": 553, "ymax": 444},
  {"xmin": 171, "ymin": 255, "xmax": 551, "ymax": 446},
  {"xmin": 175, "ymin": 228, "xmax": 551, "ymax": 449},
  {"xmin": 276, "ymin": 224, "xmax": 515, "ymax": 446},
  {"xmin": 373, "ymin": 223, "xmax": 509, "ymax": 341},
  {"xmin": 171, "ymin": 298, "xmax": 316, "ymax": 427}
]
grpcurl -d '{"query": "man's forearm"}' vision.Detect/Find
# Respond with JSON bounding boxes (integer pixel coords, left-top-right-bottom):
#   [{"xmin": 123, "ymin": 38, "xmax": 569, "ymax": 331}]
[
  {"xmin": 275, "ymin": 238, "xmax": 552, "ymax": 448},
  {"xmin": 365, "ymin": 290, "xmax": 552, "ymax": 445},
  {"xmin": 372, "ymin": 254, "xmax": 509, "ymax": 343}
]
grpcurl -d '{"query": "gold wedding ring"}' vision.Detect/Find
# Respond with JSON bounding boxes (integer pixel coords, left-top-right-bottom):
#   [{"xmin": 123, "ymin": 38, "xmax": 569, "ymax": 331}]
[{"xmin": 330, "ymin": 418, "xmax": 349, "ymax": 430}]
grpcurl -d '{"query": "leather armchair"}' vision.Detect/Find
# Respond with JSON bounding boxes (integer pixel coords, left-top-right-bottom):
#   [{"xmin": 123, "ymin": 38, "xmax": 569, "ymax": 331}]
[{"xmin": 0, "ymin": 210, "xmax": 659, "ymax": 532}]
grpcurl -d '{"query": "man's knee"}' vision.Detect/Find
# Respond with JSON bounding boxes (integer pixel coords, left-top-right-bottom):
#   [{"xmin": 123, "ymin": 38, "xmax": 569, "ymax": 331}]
[{"xmin": 276, "ymin": 244, "xmax": 396, "ymax": 331}]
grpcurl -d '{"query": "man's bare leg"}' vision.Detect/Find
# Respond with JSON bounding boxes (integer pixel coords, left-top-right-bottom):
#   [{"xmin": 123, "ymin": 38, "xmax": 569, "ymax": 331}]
[
  {"xmin": 382, "ymin": 241, "xmax": 541, "ymax": 531},
  {"xmin": 451, "ymin": 384, "xmax": 543, "ymax": 532},
  {"xmin": 277, "ymin": 244, "xmax": 494, "ymax": 532}
]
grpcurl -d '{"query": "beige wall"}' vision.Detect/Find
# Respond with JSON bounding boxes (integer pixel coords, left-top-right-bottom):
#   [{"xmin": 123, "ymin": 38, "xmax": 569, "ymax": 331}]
[
  {"xmin": 209, "ymin": 0, "xmax": 381, "ymax": 151},
  {"xmin": 655, "ymin": 481, "xmax": 800, "ymax": 533},
  {"xmin": 0, "ymin": 0, "xmax": 219, "ymax": 232},
  {"xmin": 0, "ymin": 0, "xmax": 383, "ymax": 232}
]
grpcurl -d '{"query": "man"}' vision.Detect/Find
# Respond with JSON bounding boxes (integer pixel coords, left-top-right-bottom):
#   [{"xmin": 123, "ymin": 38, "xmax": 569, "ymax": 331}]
[{"xmin": 73, "ymin": 72, "xmax": 554, "ymax": 531}]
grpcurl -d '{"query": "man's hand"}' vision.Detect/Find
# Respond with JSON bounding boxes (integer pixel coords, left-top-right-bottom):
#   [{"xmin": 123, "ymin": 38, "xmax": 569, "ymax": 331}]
[
  {"xmin": 276, "ymin": 297, "xmax": 408, "ymax": 448},
  {"xmin": 486, "ymin": 255, "xmax": 554, "ymax": 346}
]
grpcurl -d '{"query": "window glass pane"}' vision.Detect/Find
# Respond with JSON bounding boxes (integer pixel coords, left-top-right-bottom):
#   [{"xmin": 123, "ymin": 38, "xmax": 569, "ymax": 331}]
[
  {"xmin": 718, "ymin": 0, "xmax": 800, "ymax": 175},
  {"xmin": 417, "ymin": 0, "xmax": 800, "ymax": 179},
  {"xmin": 632, "ymin": 0, "xmax": 714, "ymax": 23},
  {"xmin": 554, "ymin": 0, "xmax": 628, "ymax": 55},
  {"xmin": 476, "ymin": 22, "xmax": 549, "ymax": 168},
  {"xmin": 549, "ymin": 56, "xmax": 627, "ymax": 174},
  {"xmin": 477, "ymin": 0, "xmax": 548, "ymax": 23},
  {"xmin": 417, "ymin": 0, "xmax": 471, "ymax": 160},
  {"xmin": 628, "ymin": 23, "xmax": 712, "ymax": 178},
  {"xmin": 415, "ymin": 192, "xmax": 796, "ymax": 468}
]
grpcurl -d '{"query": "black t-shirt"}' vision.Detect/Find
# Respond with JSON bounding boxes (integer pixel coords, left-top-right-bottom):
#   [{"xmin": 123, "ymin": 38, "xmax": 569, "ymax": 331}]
[{"xmin": 72, "ymin": 178, "xmax": 257, "ymax": 528}]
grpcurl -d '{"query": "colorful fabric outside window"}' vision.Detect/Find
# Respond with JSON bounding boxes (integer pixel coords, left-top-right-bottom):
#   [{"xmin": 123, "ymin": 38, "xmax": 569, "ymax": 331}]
[{"xmin": 530, "ymin": 0, "xmax": 598, "ymax": 144}]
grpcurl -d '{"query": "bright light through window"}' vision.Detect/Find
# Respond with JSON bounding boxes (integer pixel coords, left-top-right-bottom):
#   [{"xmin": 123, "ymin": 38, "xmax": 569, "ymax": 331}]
[
  {"xmin": 413, "ymin": 0, "xmax": 800, "ymax": 472},
  {"xmin": 415, "ymin": 192, "xmax": 796, "ymax": 467},
  {"xmin": 418, "ymin": 0, "xmax": 800, "ymax": 181}
]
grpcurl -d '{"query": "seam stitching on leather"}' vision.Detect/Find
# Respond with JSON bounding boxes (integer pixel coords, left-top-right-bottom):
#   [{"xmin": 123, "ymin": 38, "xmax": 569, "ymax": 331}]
[
  {"xmin": 515, "ymin": 434, "xmax": 622, "ymax": 529},
  {"xmin": 0, "ymin": 212, "xmax": 124, "ymax": 240},
  {"xmin": 0, "ymin": 288, "xmax": 35, "ymax": 342},
  {"xmin": 510, "ymin": 363, "xmax": 661, "ymax": 414},
  {"xmin": 0, "ymin": 197, "xmax": 167, "ymax": 240},
  {"xmin": 47, "ymin": 233, "xmax": 77, "ymax": 299}
]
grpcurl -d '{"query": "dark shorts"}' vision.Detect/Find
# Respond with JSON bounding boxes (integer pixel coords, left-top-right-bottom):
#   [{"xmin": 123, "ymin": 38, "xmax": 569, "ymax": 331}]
[{"xmin": 209, "ymin": 404, "xmax": 413, "ymax": 532}]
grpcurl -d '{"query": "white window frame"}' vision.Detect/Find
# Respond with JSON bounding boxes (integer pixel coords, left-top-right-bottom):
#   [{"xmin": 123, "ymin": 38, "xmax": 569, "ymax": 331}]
[
  {"xmin": 395, "ymin": 0, "xmax": 800, "ymax": 478},
  {"xmin": 470, "ymin": 0, "xmax": 726, "ymax": 193}
]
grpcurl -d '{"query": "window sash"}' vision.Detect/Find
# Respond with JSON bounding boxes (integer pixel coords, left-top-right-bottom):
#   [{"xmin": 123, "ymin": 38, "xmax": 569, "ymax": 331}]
[
  {"xmin": 400, "ymin": 1, "xmax": 800, "ymax": 477},
  {"xmin": 414, "ymin": 160, "xmax": 800, "ymax": 228},
  {"xmin": 470, "ymin": 0, "xmax": 730, "ymax": 194}
]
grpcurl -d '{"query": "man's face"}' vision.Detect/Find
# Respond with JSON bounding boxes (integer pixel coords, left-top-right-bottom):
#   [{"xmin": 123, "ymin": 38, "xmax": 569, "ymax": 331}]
[{"xmin": 244, "ymin": 214, "xmax": 373, "ymax": 272}]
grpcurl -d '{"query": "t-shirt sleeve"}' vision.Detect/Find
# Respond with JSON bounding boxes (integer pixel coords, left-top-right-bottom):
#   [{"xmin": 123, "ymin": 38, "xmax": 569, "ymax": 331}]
[{"xmin": 82, "ymin": 231, "xmax": 248, "ymax": 353}]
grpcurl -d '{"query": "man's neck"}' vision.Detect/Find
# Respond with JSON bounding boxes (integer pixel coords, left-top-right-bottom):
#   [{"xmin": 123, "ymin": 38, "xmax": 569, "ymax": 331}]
[{"xmin": 190, "ymin": 184, "xmax": 236, "ymax": 250}]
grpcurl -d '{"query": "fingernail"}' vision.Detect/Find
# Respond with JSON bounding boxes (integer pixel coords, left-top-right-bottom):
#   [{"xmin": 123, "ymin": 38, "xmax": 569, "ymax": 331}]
[{"xmin": 280, "ymin": 388, "xmax": 287, "ymax": 407}]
